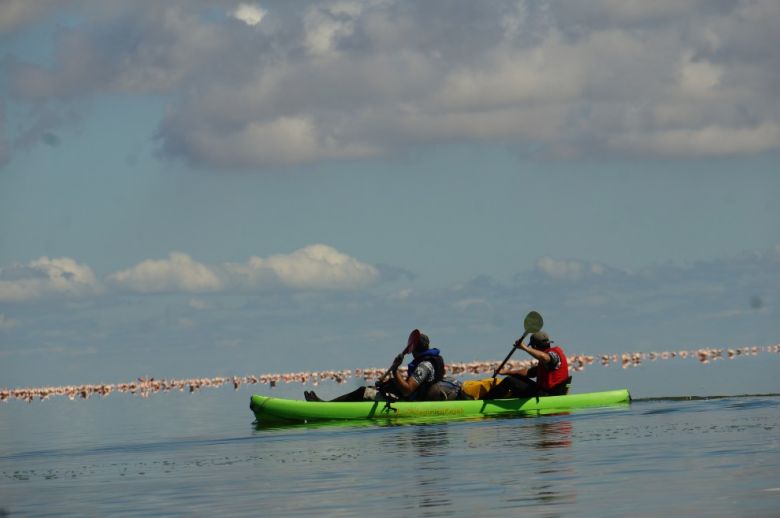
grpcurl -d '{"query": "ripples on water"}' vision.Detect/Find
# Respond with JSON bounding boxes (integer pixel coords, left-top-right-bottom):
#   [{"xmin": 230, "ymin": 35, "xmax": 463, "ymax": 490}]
[{"xmin": 1, "ymin": 394, "xmax": 779, "ymax": 517}]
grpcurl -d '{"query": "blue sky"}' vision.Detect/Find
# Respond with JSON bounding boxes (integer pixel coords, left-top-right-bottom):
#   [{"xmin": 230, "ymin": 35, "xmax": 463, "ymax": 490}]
[{"xmin": 1, "ymin": 1, "xmax": 778, "ymax": 392}]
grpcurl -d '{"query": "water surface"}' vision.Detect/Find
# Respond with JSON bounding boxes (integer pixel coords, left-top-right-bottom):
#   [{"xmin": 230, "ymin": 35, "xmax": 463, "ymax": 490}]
[{"xmin": 1, "ymin": 390, "xmax": 779, "ymax": 517}]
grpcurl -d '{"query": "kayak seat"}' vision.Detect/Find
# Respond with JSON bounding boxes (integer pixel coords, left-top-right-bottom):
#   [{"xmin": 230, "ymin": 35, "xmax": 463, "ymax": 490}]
[
  {"xmin": 562, "ymin": 376, "xmax": 573, "ymax": 395},
  {"xmin": 546, "ymin": 376, "xmax": 573, "ymax": 396}
]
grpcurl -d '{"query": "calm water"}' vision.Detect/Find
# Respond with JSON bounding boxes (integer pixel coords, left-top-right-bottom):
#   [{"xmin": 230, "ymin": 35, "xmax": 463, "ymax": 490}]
[{"xmin": 1, "ymin": 388, "xmax": 779, "ymax": 517}]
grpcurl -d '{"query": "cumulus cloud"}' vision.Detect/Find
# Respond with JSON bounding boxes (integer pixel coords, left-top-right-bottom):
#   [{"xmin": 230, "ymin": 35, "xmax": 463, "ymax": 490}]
[
  {"xmin": 302, "ymin": 1, "xmax": 363, "ymax": 57},
  {"xmin": 0, "ymin": 245, "xmax": 380, "ymax": 300},
  {"xmin": 159, "ymin": 114, "xmax": 379, "ymax": 168},
  {"xmin": 105, "ymin": 245, "xmax": 380, "ymax": 294},
  {"xmin": 0, "ymin": 257, "xmax": 102, "ymax": 301},
  {"xmin": 109, "ymin": 252, "xmax": 224, "ymax": 293},
  {"xmin": 2, "ymin": 0, "xmax": 780, "ymax": 168},
  {"xmin": 226, "ymin": 244, "xmax": 379, "ymax": 290},
  {"xmin": 231, "ymin": 4, "xmax": 267, "ymax": 27}
]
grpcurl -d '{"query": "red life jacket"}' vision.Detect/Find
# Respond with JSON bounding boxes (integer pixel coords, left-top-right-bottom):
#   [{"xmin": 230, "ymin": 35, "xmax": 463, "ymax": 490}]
[{"xmin": 536, "ymin": 345, "xmax": 569, "ymax": 391}]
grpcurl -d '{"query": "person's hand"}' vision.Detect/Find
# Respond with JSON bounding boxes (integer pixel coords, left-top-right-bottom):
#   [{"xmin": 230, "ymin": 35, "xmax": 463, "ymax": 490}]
[
  {"xmin": 514, "ymin": 339, "xmax": 526, "ymax": 350},
  {"xmin": 391, "ymin": 353, "xmax": 405, "ymax": 371}
]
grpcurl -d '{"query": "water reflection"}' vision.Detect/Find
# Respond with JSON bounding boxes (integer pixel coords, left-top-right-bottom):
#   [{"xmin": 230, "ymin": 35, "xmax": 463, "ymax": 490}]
[
  {"xmin": 381, "ymin": 424, "xmax": 454, "ymax": 517},
  {"xmin": 499, "ymin": 417, "xmax": 577, "ymax": 517},
  {"xmin": 535, "ymin": 417, "xmax": 574, "ymax": 450},
  {"xmin": 252, "ymin": 413, "xmax": 577, "ymax": 516}
]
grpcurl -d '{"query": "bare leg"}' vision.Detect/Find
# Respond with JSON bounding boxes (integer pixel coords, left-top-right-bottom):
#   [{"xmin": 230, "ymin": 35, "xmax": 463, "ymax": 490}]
[{"xmin": 306, "ymin": 387, "xmax": 368, "ymax": 402}]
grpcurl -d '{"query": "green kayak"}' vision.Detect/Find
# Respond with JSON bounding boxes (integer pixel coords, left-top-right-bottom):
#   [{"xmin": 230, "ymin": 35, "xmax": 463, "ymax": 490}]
[{"xmin": 250, "ymin": 389, "xmax": 631, "ymax": 423}]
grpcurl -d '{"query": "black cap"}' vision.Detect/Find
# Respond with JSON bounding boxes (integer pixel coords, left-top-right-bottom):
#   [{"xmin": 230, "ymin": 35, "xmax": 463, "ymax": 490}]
[{"xmin": 529, "ymin": 331, "xmax": 552, "ymax": 346}]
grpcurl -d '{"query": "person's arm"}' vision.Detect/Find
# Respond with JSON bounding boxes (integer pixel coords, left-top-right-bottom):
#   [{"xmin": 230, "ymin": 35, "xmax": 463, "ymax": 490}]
[
  {"xmin": 393, "ymin": 361, "xmax": 435, "ymax": 396},
  {"xmin": 516, "ymin": 339, "xmax": 554, "ymax": 365},
  {"xmin": 393, "ymin": 367, "xmax": 420, "ymax": 396},
  {"xmin": 499, "ymin": 338, "xmax": 547, "ymax": 375}
]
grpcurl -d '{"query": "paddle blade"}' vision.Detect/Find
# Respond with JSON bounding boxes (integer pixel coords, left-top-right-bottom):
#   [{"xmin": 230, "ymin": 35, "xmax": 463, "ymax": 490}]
[
  {"xmin": 523, "ymin": 311, "xmax": 543, "ymax": 333},
  {"xmin": 405, "ymin": 329, "xmax": 421, "ymax": 354}
]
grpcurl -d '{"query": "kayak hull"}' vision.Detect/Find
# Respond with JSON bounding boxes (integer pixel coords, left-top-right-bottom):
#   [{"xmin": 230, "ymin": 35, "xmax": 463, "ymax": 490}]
[{"xmin": 250, "ymin": 389, "xmax": 631, "ymax": 423}]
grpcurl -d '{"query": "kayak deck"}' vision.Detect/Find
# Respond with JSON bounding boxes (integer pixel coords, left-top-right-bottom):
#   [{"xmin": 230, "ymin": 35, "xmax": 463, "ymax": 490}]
[{"xmin": 250, "ymin": 389, "xmax": 631, "ymax": 423}]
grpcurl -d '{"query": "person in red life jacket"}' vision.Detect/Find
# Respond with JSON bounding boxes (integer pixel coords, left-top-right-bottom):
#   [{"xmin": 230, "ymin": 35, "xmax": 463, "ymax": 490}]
[
  {"xmin": 485, "ymin": 331, "xmax": 571, "ymax": 399},
  {"xmin": 305, "ymin": 331, "xmax": 461, "ymax": 402}
]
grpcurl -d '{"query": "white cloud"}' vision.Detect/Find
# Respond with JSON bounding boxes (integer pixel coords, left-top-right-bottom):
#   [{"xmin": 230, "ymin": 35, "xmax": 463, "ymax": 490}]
[
  {"xmin": 226, "ymin": 244, "xmax": 379, "ymax": 290},
  {"xmin": 0, "ymin": 257, "xmax": 101, "ymax": 301},
  {"xmin": 232, "ymin": 4, "xmax": 267, "ymax": 27},
  {"xmin": 0, "ymin": 245, "xmax": 380, "ymax": 300},
  {"xmin": 678, "ymin": 53, "xmax": 722, "ymax": 95},
  {"xmin": 109, "ymin": 252, "xmax": 223, "ymax": 293},
  {"xmin": 303, "ymin": 2, "xmax": 365, "ymax": 57}
]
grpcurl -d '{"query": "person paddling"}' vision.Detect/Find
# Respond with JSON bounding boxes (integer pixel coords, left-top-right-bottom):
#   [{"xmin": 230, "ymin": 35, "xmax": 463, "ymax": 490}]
[
  {"xmin": 305, "ymin": 330, "xmax": 461, "ymax": 402},
  {"xmin": 485, "ymin": 331, "xmax": 571, "ymax": 399}
]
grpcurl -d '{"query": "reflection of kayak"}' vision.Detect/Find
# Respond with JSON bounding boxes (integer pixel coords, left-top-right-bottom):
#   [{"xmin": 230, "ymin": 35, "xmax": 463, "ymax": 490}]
[{"xmin": 250, "ymin": 389, "xmax": 631, "ymax": 423}]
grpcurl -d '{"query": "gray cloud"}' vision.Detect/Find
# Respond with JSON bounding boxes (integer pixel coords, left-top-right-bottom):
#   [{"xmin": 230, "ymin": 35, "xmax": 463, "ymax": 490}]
[
  {"xmin": 11, "ymin": 108, "xmax": 73, "ymax": 150},
  {"xmin": 551, "ymin": 0, "xmax": 739, "ymax": 30},
  {"xmin": 2, "ymin": 0, "xmax": 780, "ymax": 169},
  {"xmin": 0, "ymin": 257, "xmax": 102, "ymax": 301}
]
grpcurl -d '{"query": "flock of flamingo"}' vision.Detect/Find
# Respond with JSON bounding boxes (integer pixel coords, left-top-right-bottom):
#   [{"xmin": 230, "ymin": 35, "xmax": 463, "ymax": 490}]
[{"xmin": 2, "ymin": 344, "xmax": 777, "ymax": 403}]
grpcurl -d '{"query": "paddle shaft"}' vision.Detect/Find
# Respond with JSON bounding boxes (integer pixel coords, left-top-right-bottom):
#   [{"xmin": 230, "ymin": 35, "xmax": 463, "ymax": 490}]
[
  {"xmin": 379, "ymin": 357, "xmax": 401, "ymax": 383},
  {"xmin": 379, "ymin": 329, "xmax": 420, "ymax": 382},
  {"xmin": 492, "ymin": 331, "xmax": 529, "ymax": 379}
]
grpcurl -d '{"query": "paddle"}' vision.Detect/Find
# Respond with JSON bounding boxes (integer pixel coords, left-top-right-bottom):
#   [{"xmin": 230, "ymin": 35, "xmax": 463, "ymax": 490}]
[
  {"xmin": 378, "ymin": 329, "xmax": 420, "ymax": 383},
  {"xmin": 492, "ymin": 311, "xmax": 543, "ymax": 379}
]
